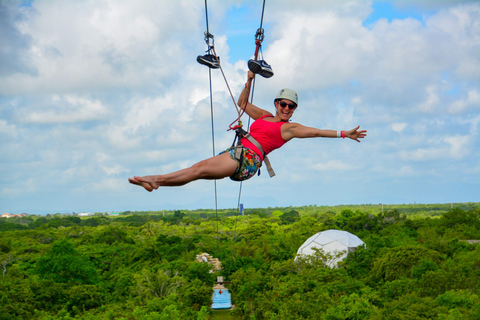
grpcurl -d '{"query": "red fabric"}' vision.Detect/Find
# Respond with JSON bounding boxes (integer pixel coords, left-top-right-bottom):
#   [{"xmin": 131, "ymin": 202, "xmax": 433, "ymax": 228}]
[{"xmin": 241, "ymin": 115, "xmax": 287, "ymax": 161}]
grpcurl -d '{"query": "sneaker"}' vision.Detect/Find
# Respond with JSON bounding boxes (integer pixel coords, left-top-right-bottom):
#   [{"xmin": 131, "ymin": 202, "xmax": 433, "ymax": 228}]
[
  {"xmin": 248, "ymin": 59, "xmax": 274, "ymax": 78},
  {"xmin": 197, "ymin": 54, "xmax": 220, "ymax": 69}
]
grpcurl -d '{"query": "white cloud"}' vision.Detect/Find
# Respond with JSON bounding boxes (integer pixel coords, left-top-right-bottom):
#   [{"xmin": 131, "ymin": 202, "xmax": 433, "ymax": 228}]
[
  {"xmin": 427, "ymin": 3, "xmax": 480, "ymax": 78},
  {"xmin": 0, "ymin": 119, "xmax": 17, "ymax": 136},
  {"xmin": 1, "ymin": 0, "xmax": 479, "ymax": 213},
  {"xmin": 397, "ymin": 166, "xmax": 415, "ymax": 177},
  {"xmin": 312, "ymin": 160, "xmax": 357, "ymax": 172},
  {"xmin": 449, "ymin": 89, "xmax": 480, "ymax": 114},
  {"xmin": 81, "ymin": 177, "xmax": 130, "ymax": 194},
  {"xmin": 392, "ymin": 122, "xmax": 407, "ymax": 132},
  {"xmin": 444, "ymin": 135, "xmax": 470, "ymax": 160},
  {"xmin": 0, "ymin": 178, "xmax": 37, "ymax": 197},
  {"xmin": 97, "ymin": 153, "xmax": 128, "ymax": 176},
  {"xmin": 400, "ymin": 147, "xmax": 442, "ymax": 162},
  {"xmin": 372, "ymin": 164, "xmax": 416, "ymax": 178},
  {"xmin": 418, "ymin": 85, "xmax": 440, "ymax": 113},
  {"xmin": 261, "ymin": 1, "xmax": 480, "ymax": 121},
  {"xmin": 0, "ymin": 0, "xmax": 204, "ymax": 95},
  {"xmin": 399, "ymin": 134, "xmax": 471, "ymax": 161},
  {"xmin": 24, "ymin": 95, "xmax": 109, "ymax": 123}
]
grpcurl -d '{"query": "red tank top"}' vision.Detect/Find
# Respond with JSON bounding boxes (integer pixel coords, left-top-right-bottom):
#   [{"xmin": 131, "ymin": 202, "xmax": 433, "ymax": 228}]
[{"xmin": 241, "ymin": 115, "xmax": 288, "ymax": 161}]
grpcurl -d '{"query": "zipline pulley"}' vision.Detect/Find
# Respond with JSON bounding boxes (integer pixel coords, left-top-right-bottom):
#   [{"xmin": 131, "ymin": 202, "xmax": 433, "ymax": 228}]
[
  {"xmin": 204, "ymin": 31, "xmax": 215, "ymax": 50},
  {"xmin": 253, "ymin": 28, "xmax": 264, "ymax": 61},
  {"xmin": 255, "ymin": 27, "xmax": 264, "ymax": 42}
]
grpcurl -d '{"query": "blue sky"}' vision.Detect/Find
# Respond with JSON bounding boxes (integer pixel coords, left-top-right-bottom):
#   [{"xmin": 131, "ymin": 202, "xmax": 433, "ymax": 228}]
[
  {"xmin": 364, "ymin": 1, "xmax": 424, "ymax": 25},
  {"xmin": 1, "ymin": 0, "xmax": 479, "ymax": 215}
]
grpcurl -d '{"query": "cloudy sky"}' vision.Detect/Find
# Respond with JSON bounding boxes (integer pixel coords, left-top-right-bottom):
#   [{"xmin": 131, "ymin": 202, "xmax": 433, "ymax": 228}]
[{"xmin": 1, "ymin": 0, "xmax": 479, "ymax": 215}]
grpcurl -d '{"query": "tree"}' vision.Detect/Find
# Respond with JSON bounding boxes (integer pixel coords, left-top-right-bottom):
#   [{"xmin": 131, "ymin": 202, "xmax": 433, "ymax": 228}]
[
  {"xmin": 95, "ymin": 226, "xmax": 134, "ymax": 245},
  {"xmin": 185, "ymin": 261, "xmax": 216, "ymax": 285},
  {"xmin": 133, "ymin": 268, "xmax": 185, "ymax": 301},
  {"xmin": 1, "ymin": 254, "xmax": 18, "ymax": 278},
  {"xmin": 133, "ymin": 294, "xmax": 181, "ymax": 320},
  {"xmin": 155, "ymin": 234, "xmax": 188, "ymax": 261},
  {"xmin": 281, "ymin": 209, "xmax": 300, "ymax": 223},
  {"xmin": 178, "ymin": 279, "xmax": 213, "ymax": 309},
  {"xmin": 35, "ymin": 239, "xmax": 99, "ymax": 284},
  {"xmin": 324, "ymin": 293, "xmax": 377, "ymax": 320},
  {"xmin": 230, "ymin": 268, "xmax": 270, "ymax": 317},
  {"xmin": 435, "ymin": 289, "xmax": 480, "ymax": 320},
  {"xmin": 369, "ymin": 245, "xmax": 444, "ymax": 283}
]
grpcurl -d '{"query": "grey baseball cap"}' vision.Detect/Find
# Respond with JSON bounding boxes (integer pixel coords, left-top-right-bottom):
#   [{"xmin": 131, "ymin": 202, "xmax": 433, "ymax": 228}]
[{"xmin": 275, "ymin": 88, "xmax": 298, "ymax": 105}]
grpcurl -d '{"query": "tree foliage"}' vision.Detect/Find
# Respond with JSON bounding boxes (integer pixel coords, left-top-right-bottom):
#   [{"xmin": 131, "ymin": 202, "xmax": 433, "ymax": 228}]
[
  {"xmin": 0, "ymin": 204, "xmax": 478, "ymax": 319},
  {"xmin": 35, "ymin": 239, "xmax": 99, "ymax": 285}
]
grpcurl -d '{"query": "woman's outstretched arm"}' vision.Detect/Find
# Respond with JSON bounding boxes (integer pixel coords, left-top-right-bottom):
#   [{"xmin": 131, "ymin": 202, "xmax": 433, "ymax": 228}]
[{"xmin": 282, "ymin": 123, "xmax": 367, "ymax": 142}]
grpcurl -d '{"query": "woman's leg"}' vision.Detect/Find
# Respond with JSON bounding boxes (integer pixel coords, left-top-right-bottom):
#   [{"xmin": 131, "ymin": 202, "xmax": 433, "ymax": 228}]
[{"xmin": 128, "ymin": 152, "xmax": 238, "ymax": 191}]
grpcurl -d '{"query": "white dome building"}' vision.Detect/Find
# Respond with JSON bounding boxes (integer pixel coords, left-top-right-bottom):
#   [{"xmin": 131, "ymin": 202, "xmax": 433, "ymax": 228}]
[{"xmin": 295, "ymin": 229, "xmax": 365, "ymax": 268}]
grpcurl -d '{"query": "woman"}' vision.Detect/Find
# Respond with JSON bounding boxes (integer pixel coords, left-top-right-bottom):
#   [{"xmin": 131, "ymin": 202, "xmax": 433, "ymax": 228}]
[{"xmin": 129, "ymin": 71, "xmax": 367, "ymax": 192}]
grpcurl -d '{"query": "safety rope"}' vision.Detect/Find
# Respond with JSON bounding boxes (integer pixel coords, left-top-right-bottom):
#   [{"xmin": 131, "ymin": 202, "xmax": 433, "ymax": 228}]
[
  {"xmin": 210, "ymin": 46, "xmax": 243, "ymax": 125},
  {"xmin": 227, "ymin": 26, "xmax": 265, "ymax": 132}
]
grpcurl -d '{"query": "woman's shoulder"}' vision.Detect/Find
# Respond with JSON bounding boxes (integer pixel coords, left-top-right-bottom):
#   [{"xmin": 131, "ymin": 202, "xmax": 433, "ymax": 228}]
[
  {"xmin": 280, "ymin": 121, "xmax": 298, "ymax": 129},
  {"xmin": 280, "ymin": 122, "xmax": 303, "ymax": 133},
  {"xmin": 255, "ymin": 109, "xmax": 273, "ymax": 119},
  {"xmin": 260, "ymin": 114, "xmax": 274, "ymax": 120}
]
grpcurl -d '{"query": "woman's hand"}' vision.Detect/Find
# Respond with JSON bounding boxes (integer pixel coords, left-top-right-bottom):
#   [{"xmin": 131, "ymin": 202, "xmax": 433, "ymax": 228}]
[{"xmin": 345, "ymin": 126, "xmax": 367, "ymax": 142}]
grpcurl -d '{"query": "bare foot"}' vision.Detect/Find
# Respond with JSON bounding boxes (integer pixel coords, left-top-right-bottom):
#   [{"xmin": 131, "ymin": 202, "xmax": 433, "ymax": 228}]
[
  {"xmin": 128, "ymin": 175, "xmax": 162, "ymax": 192},
  {"xmin": 128, "ymin": 177, "xmax": 153, "ymax": 192}
]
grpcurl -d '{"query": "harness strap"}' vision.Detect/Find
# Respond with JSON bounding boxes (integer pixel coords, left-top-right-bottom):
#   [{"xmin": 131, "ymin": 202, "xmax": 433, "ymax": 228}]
[{"xmin": 234, "ymin": 128, "xmax": 275, "ymax": 178}]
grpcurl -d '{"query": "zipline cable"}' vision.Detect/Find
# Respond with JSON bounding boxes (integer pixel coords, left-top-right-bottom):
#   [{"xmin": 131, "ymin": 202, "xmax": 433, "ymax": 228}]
[
  {"xmin": 204, "ymin": 0, "xmax": 210, "ymax": 34},
  {"xmin": 201, "ymin": 0, "xmax": 268, "ymax": 268},
  {"xmin": 209, "ymin": 68, "xmax": 219, "ymax": 254},
  {"xmin": 235, "ymin": 77, "xmax": 256, "ymax": 215},
  {"xmin": 259, "ymin": 0, "xmax": 266, "ymax": 30},
  {"xmin": 203, "ymin": 0, "xmax": 219, "ymax": 253}
]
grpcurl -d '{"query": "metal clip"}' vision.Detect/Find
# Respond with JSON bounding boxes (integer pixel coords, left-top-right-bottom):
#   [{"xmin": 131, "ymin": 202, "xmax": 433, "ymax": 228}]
[
  {"xmin": 255, "ymin": 28, "xmax": 264, "ymax": 41},
  {"xmin": 204, "ymin": 31, "xmax": 215, "ymax": 48}
]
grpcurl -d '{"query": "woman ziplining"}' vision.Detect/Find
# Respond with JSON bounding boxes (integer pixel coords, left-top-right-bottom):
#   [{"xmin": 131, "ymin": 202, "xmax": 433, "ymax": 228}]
[{"xmin": 128, "ymin": 70, "xmax": 367, "ymax": 192}]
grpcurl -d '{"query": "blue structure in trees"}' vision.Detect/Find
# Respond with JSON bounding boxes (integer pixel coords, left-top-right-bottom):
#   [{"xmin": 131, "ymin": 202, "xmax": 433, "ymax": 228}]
[{"xmin": 212, "ymin": 289, "xmax": 232, "ymax": 309}]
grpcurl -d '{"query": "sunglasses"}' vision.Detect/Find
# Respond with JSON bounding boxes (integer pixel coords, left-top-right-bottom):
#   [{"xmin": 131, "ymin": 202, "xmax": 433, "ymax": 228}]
[{"xmin": 279, "ymin": 101, "xmax": 297, "ymax": 110}]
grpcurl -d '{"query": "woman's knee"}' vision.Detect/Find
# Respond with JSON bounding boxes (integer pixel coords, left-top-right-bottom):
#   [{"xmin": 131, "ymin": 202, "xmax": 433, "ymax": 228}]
[
  {"xmin": 191, "ymin": 159, "xmax": 217, "ymax": 179},
  {"xmin": 192, "ymin": 156, "xmax": 236, "ymax": 179},
  {"xmin": 189, "ymin": 161, "xmax": 205, "ymax": 177}
]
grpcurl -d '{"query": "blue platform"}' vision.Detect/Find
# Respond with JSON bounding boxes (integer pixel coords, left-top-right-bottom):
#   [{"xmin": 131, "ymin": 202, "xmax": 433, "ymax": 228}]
[{"xmin": 212, "ymin": 289, "xmax": 232, "ymax": 309}]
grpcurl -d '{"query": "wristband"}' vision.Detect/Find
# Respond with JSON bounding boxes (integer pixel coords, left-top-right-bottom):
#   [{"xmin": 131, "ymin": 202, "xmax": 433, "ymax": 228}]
[
  {"xmin": 337, "ymin": 130, "xmax": 341, "ymax": 138},
  {"xmin": 341, "ymin": 131, "xmax": 345, "ymax": 139}
]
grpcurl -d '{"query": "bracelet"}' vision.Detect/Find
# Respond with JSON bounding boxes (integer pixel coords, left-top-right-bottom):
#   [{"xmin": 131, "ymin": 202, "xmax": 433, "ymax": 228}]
[
  {"xmin": 337, "ymin": 130, "xmax": 341, "ymax": 138},
  {"xmin": 341, "ymin": 131, "xmax": 345, "ymax": 139}
]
